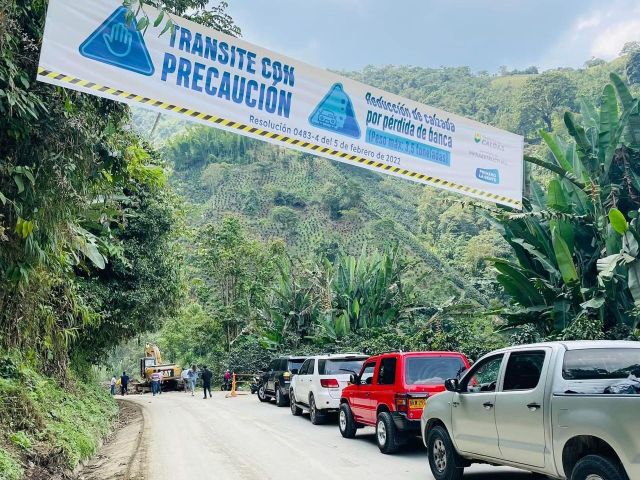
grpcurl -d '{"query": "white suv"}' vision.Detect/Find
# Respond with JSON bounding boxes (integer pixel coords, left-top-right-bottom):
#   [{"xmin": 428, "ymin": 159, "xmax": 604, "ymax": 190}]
[{"xmin": 289, "ymin": 353, "xmax": 368, "ymax": 424}]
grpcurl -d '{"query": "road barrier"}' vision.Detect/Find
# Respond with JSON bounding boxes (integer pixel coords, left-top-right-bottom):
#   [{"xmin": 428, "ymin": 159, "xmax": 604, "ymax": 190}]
[{"xmin": 225, "ymin": 373, "xmax": 252, "ymax": 398}]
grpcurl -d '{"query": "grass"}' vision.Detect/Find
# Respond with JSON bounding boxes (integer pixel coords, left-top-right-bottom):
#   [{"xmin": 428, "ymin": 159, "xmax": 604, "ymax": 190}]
[
  {"xmin": 0, "ymin": 352, "xmax": 118, "ymax": 477},
  {"xmin": 0, "ymin": 448, "xmax": 23, "ymax": 480}
]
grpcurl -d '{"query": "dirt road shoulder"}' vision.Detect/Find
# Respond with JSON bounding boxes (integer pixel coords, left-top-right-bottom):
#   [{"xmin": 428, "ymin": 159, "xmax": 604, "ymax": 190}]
[{"xmin": 75, "ymin": 399, "xmax": 148, "ymax": 480}]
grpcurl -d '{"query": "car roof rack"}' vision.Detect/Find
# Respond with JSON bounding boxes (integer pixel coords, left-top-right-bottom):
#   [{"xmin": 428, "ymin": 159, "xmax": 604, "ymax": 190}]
[
  {"xmin": 326, "ymin": 352, "xmax": 367, "ymax": 356},
  {"xmin": 372, "ymin": 349, "xmax": 404, "ymax": 356}
]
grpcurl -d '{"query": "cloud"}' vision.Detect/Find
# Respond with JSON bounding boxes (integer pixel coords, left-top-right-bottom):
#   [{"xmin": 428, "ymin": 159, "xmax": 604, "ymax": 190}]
[
  {"xmin": 538, "ymin": 0, "xmax": 640, "ymax": 69},
  {"xmin": 591, "ymin": 18, "xmax": 640, "ymax": 58}
]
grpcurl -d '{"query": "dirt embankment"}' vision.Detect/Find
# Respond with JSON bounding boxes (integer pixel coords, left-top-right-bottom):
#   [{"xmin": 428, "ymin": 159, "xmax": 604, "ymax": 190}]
[
  {"xmin": 23, "ymin": 398, "xmax": 146, "ymax": 480},
  {"xmin": 73, "ymin": 399, "xmax": 147, "ymax": 480}
]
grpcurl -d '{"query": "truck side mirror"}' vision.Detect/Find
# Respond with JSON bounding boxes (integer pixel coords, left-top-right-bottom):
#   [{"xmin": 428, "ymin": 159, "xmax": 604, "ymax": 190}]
[
  {"xmin": 349, "ymin": 373, "xmax": 360, "ymax": 385},
  {"xmin": 444, "ymin": 378, "xmax": 460, "ymax": 392}
]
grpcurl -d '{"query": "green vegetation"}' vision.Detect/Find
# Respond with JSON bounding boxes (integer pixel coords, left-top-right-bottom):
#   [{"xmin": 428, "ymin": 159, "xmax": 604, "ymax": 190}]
[
  {"xmin": 0, "ymin": 353, "xmax": 117, "ymax": 475},
  {"xmin": 3, "ymin": 0, "xmax": 640, "ymax": 475},
  {"xmin": 491, "ymin": 74, "xmax": 640, "ymax": 340},
  {"xmin": 146, "ymin": 49, "xmax": 639, "ymax": 379},
  {"xmin": 0, "ymin": 0, "xmax": 233, "ymax": 477}
]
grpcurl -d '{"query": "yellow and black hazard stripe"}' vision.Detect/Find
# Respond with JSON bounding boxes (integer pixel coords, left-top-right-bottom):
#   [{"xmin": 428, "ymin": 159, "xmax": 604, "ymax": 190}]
[{"xmin": 37, "ymin": 67, "xmax": 522, "ymax": 208}]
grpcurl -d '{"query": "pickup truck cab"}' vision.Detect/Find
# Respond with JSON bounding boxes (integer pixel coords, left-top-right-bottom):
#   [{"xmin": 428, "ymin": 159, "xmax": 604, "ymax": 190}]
[
  {"xmin": 421, "ymin": 341, "xmax": 640, "ymax": 480},
  {"xmin": 339, "ymin": 351, "xmax": 470, "ymax": 454}
]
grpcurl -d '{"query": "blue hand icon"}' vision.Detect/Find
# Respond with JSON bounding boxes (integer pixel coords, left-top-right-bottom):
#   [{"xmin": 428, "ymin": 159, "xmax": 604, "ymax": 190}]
[{"xmin": 103, "ymin": 23, "xmax": 132, "ymax": 58}]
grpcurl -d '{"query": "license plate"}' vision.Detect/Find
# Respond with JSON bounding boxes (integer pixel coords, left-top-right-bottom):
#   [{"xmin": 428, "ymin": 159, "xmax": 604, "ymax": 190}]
[{"xmin": 409, "ymin": 398, "xmax": 426, "ymax": 409}]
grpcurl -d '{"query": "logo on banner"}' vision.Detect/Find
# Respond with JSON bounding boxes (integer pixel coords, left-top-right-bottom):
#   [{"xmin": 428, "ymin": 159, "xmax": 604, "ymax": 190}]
[
  {"xmin": 309, "ymin": 83, "xmax": 361, "ymax": 139},
  {"xmin": 79, "ymin": 7, "xmax": 155, "ymax": 76},
  {"xmin": 476, "ymin": 168, "xmax": 500, "ymax": 184}
]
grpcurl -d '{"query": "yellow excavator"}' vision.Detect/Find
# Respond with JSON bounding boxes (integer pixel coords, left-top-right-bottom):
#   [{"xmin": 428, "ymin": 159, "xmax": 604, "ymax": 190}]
[{"xmin": 136, "ymin": 343, "xmax": 183, "ymax": 393}]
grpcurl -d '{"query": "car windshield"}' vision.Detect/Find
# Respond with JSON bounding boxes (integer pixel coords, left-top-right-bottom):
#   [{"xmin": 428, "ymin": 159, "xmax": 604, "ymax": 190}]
[
  {"xmin": 562, "ymin": 348, "xmax": 640, "ymax": 380},
  {"xmin": 287, "ymin": 359, "xmax": 306, "ymax": 371},
  {"xmin": 405, "ymin": 356, "xmax": 467, "ymax": 385},
  {"xmin": 318, "ymin": 358, "xmax": 366, "ymax": 375}
]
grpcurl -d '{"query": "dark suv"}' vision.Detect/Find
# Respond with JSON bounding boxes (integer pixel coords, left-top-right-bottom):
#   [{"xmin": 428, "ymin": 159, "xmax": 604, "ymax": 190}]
[{"xmin": 257, "ymin": 356, "xmax": 308, "ymax": 406}]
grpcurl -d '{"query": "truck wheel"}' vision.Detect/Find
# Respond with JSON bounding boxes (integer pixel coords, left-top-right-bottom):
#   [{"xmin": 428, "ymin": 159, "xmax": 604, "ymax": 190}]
[
  {"xmin": 571, "ymin": 455, "xmax": 627, "ymax": 480},
  {"xmin": 376, "ymin": 411, "xmax": 400, "ymax": 454},
  {"xmin": 290, "ymin": 390, "xmax": 302, "ymax": 416},
  {"xmin": 257, "ymin": 384, "xmax": 269, "ymax": 402},
  {"xmin": 309, "ymin": 394, "xmax": 326, "ymax": 425},
  {"xmin": 275, "ymin": 384, "xmax": 287, "ymax": 407},
  {"xmin": 427, "ymin": 426, "xmax": 464, "ymax": 480},
  {"xmin": 338, "ymin": 403, "xmax": 357, "ymax": 439}
]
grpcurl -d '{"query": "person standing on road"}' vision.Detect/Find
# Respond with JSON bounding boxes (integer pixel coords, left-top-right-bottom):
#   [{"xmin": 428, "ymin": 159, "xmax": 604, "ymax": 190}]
[
  {"xmin": 181, "ymin": 367, "xmax": 190, "ymax": 393},
  {"xmin": 120, "ymin": 371, "xmax": 129, "ymax": 396},
  {"xmin": 188, "ymin": 365, "xmax": 197, "ymax": 396},
  {"xmin": 110, "ymin": 375, "xmax": 117, "ymax": 395},
  {"xmin": 223, "ymin": 369, "xmax": 232, "ymax": 391},
  {"xmin": 202, "ymin": 366, "xmax": 213, "ymax": 399},
  {"xmin": 151, "ymin": 371, "xmax": 163, "ymax": 396}
]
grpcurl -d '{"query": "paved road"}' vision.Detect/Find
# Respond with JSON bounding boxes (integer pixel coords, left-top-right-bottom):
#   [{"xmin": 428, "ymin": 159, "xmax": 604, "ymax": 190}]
[{"xmin": 126, "ymin": 391, "xmax": 534, "ymax": 480}]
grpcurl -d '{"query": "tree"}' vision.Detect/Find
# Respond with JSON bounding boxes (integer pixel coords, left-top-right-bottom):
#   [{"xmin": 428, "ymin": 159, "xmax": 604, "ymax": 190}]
[
  {"xmin": 518, "ymin": 71, "xmax": 577, "ymax": 135},
  {"xmin": 198, "ymin": 216, "xmax": 281, "ymax": 350},
  {"xmin": 130, "ymin": 0, "xmax": 240, "ymax": 37},
  {"xmin": 0, "ymin": 0, "xmax": 181, "ymax": 372},
  {"xmin": 271, "ymin": 206, "xmax": 299, "ymax": 229},
  {"xmin": 620, "ymin": 41, "xmax": 640, "ymax": 56},
  {"xmin": 626, "ymin": 51, "xmax": 640, "ymax": 85},
  {"xmin": 492, "ymin": 74, "xmax": 640, "ymax": 339}
]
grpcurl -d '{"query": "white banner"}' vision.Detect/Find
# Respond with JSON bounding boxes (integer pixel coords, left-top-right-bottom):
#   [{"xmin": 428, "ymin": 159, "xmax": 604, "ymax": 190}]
[{"xmin": 38, "ymin": 0, "xmax": 524, "ymax": 208}]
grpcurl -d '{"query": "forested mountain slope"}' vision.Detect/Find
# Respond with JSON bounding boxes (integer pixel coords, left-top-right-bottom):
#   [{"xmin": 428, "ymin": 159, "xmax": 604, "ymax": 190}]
[{"xmin": 135, "ymin": 52, "xmax": 636, "ymax": 306}]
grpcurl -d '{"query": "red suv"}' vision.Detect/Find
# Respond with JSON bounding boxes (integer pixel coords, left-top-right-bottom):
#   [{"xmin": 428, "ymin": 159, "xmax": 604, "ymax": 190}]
[{"xmin": 339, "ymin": 351, "xmax": 470, "ymax": 454}]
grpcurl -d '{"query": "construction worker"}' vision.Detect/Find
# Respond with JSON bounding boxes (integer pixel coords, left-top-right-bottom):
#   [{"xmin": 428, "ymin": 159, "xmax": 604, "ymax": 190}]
[
  {"xmin": 151, "ymin": 371, "xmax": 162, "ymax": 396},
  {"xmin": 120, "ymin": 371, "xmax": 129, "ymax": 396}
]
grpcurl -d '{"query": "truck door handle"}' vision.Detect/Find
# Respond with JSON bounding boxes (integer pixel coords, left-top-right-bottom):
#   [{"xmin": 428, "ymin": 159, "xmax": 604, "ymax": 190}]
[
  {"xmin": 452, "ymin": 401, "xmax": 460, "ymax": 407},
  {"xmin": 483, "ymin": 402, "xmax": 494, "ymax": 410},
  {"xmin": 527, "ymin": 403, "xmax": 541, "ymax": 411}
]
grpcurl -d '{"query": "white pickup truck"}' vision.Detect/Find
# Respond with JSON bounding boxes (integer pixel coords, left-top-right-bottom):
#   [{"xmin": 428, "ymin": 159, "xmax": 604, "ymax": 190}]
[{"xmin": 421, "ymin": 341, "xmax": 640, "ymax": 480}]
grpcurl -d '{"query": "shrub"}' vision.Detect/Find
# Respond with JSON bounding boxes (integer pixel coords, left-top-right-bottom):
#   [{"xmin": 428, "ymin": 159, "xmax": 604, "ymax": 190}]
[{"xmin": 9, "ymin": 431, "xmax": 31, "ymax": 451}]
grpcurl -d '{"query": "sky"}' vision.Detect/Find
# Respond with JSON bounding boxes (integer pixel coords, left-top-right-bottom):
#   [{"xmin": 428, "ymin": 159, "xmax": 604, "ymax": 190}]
[{"xmin": 228, "ymin": 0, "xmax": 640, "ymax": 73}]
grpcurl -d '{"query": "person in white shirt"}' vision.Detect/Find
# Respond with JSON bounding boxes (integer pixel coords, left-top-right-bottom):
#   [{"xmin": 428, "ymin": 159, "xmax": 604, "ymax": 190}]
[
  {"xmin": 181, "ymin": 367, "xmax": 190, "ymax": 393},
  {"xmin": 110, "ymin": 375, "xmax": 116, "ymax": 396}
]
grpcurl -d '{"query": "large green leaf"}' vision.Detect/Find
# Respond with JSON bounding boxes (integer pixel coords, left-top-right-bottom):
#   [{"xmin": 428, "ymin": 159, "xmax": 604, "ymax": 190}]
[
  {"xmin": 552, "ymin": 300, "xmax": 571, "ymax": 332},
  {"xmin": 608, "ymin": 208, "xmax": 628, "ymax": 235},
  {"xmin": 598, "ymin": 84, "xmax": 619, "ymax": 160},
  {"xmin": 492, "ymin": 259, "xmax": 545, "ymax": 307},
  {"xmin": 551, "ymin": 227, "xmax": 578, "ymax": 283},
  {"xmin": 540, "ymin": 130, "xmax": 573, "ymax": 172},
  {"xmin": 512, "ymin": 238, "xmax": 560, "ymax": 279},
  {"xmin": 565, "ymin": 112, "xmax": 599, "ymax": 176},
  {"xmin": 529, "ymin": 180, "xmax": 547, "ymax": 209},
  {"xmin": 549, "ymin": 219, "xmax": 575, "ymax": 254},
  {"xmin": 547, "ymin": 179, "xmax": 568, "ymax": 212},
  {"xmin": 628, "ymin": 261, "xmax": 640, "ymax": 304},
  {"xmin": 610, "ymin": 72, "xmax": 640, "ymax": 145}
]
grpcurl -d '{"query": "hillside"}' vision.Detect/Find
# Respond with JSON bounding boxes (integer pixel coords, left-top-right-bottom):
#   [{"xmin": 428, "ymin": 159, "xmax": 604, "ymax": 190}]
[
  {"xmin": 133, "ymin": 54, "xmax": 637, "ymax": 307},
  {"xmin": 156, "ymin": 125, "xmax": 483, "ymax": 303}
]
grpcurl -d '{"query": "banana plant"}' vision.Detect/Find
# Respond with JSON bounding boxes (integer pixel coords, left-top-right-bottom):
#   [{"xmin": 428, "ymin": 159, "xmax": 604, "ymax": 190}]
[{"xmin": 492, "ymin": 74, "xmax": 640, "ymax": 337}]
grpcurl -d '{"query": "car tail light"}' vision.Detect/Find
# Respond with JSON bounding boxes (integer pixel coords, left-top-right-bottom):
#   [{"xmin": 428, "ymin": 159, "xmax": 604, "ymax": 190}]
[
  {"xmin": 320, "ymin": 378, "xmax": 339, "ymax": 388},
  {"xmin": 395, "ymin": 394, "xmax": 408, "ymax": 413}
]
